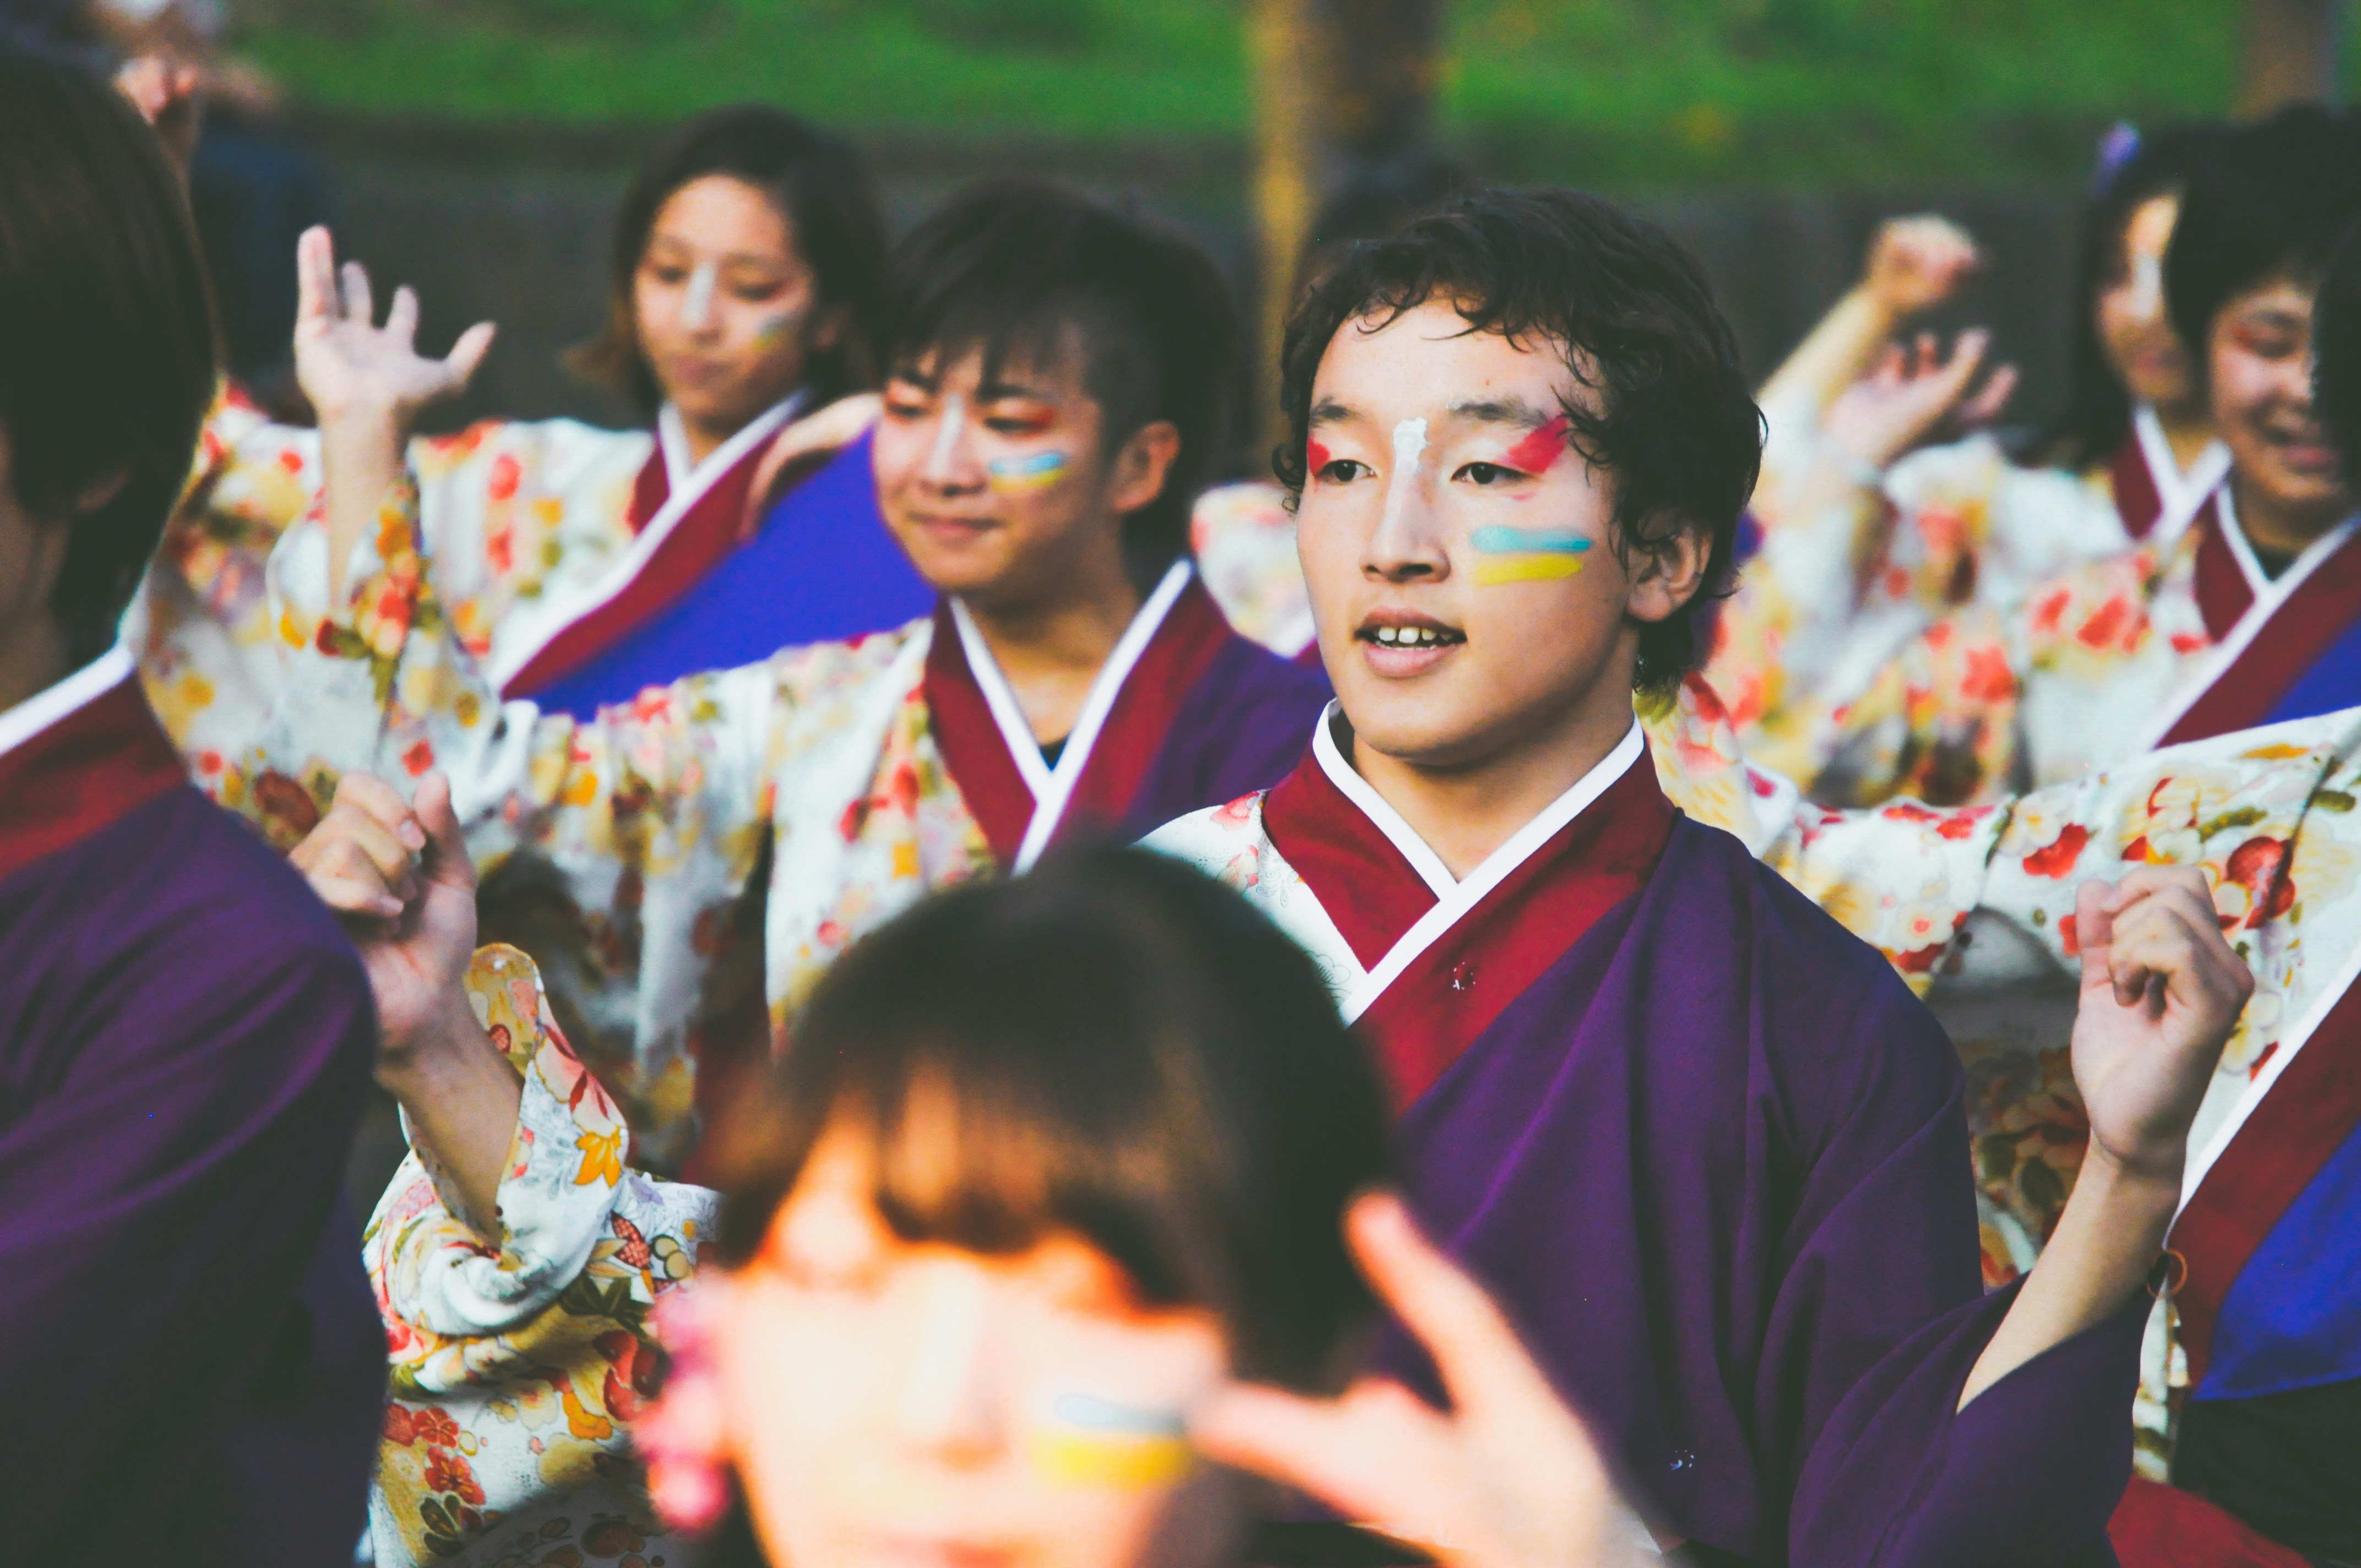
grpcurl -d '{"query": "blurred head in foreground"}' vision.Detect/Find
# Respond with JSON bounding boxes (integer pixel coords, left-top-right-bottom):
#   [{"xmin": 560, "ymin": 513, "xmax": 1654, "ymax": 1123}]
[
  {"xmin": 680, "ymin": 846, "xmax": 1392, "ymax": 1568},
  {"xmin": 0, "ymin": 42, "xmax": 214, "ymax": 684}
]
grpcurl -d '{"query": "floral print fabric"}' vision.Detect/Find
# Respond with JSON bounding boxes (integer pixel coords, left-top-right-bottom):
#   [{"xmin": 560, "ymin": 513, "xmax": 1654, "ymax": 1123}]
[{"xmin": 367, "ymin": 944, "xmax": 712, "ymax": 1568}]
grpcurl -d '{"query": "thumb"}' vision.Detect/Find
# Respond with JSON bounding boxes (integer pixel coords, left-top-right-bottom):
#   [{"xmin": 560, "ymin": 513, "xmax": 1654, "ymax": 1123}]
[
  {"xmin": 2074, "ymin": 877, "xmax": 2118, "ymax": 990},
  {"xmin": 413, "ymin": 771, "xmax": 476, "ymax": 895}
]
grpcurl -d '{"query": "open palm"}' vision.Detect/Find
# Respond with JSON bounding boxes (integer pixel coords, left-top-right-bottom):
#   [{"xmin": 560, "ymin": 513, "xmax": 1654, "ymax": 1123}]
[
  {"xmin": 2069, "ymin": 869, "xmax": 2255, "ymax": 1182},
  {"xmin": 293, "ymin": 226, "xmax": 494, "ymax": 428}
]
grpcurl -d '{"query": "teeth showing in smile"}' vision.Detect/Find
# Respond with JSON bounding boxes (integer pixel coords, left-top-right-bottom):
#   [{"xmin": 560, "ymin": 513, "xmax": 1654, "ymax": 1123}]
[{"xmin": 1368, "ymin": 625, "xmax": 1457, "ymax": 647}]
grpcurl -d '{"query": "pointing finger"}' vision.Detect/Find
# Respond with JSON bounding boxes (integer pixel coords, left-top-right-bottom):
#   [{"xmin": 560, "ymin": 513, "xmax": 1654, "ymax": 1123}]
[
  {"xmin": 386, "ymin": 285, "xmax": 420, "ymax": 348},
  {"xmin": 340, "ymin": 258, "xmax": 374, "ymax": 325},
  {"xmin": 296, "ymin": 226, "xmax": 339, "ymax": 325}
]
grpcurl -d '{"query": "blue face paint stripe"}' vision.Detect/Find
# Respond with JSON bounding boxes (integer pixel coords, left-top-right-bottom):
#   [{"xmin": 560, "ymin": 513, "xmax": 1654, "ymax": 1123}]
[
  {"xmin": 988, "ymin": 450, "xmax": 1068, "ymax": 481},
  {"xmin": 1046, "ymin": 1391, "xmax": 1188, "ymax": 1436},
  {"xmin": 1470, "ymin": 527, "xmax": 1591, "ymax": 555}
]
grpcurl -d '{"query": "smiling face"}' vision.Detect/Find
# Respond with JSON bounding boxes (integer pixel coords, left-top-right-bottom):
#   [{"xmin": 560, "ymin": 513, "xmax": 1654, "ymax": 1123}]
[
  {"xmin": 873, "ymin": 339, "xmax": 1176, "ymax": 614},
  {"xmin": 632, "ymin": 174, "xmax": 835, "ymax": 435},
  {"xmin": 2098, "ymin": 193, "xmax": 2197, "ymax": 413},
  {"xmin": 714, "ymin": 1125, "xmax": 1242, "ymax": 1568},
  {"xmin": 2209, "ymin": 275, "xmax": 2351, "ymax": 541},
  {"xmin": 1295, "ymin": 299, "xmax": 1706, "ymax": 775}
]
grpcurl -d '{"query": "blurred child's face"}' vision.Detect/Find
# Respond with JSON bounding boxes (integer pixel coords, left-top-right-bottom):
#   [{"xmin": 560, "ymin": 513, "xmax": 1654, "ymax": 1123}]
[
  {"xmin": 1294, "ymin": 299, "xmax": 1705, "ymax": 772},
  {"xmin": 713, "ymin": 1125, "xmax": 1242, "ymax": 1568},
  {"xmin": 634, "ymin": 175, "xmax": 830, "ymax": 435},
  {"xmin": 2208, "ymin": 275, "xmax": 2349, "ymax": 536},
  {"xmin": 874, "ymin": 344, "xmax": 1174, "ymax": 614},
  {"xmin": 2098, "ymin": 194, "xmax": 2197, "ymax": 415}
]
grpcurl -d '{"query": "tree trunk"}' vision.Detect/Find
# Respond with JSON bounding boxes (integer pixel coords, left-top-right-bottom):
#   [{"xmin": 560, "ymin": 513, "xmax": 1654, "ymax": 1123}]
[{"xmin": 2237, "ymin": 0, "xmax": 2347, "ymax": 116}]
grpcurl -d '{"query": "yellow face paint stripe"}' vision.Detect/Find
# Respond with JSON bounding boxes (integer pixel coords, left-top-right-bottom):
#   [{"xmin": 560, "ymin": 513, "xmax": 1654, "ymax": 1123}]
[
  {"xmin": 1027, "ymin": 1430, "xmax": 1195, "ymax": 1489},
  {"xmin": 1472, "ymin": 554, "xmax": 1590, "ymax": 585}
]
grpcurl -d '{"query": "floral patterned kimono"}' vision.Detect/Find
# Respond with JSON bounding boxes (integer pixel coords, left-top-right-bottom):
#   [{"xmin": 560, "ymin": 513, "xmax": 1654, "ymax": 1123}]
[
  {"xmin": 130, "ymin": 383, "xmax": 812, "ymax": 796},
  {"xmin": 1706, "ymin": 400, "xmax": 2231, "ymax": 794}
]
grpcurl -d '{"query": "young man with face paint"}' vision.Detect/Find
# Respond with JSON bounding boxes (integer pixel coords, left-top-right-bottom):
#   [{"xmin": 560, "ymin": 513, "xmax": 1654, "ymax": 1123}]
[
  {"xmin": 1740, "ymin": 107, "xmax": 2361, "ymax": 808},
  {"xmin": 1144, "ymin": 186, "xmax": 2263, "ymax": 1567},
  {"xmin": 239, "ymin": 178, "xmax": 1332, "ymax": 1567}
]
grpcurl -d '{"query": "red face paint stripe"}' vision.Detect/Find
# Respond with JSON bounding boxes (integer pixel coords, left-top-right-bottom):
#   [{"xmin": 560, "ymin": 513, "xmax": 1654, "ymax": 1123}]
[
  {"xmin": 1306, "ymin": 439, "xmax": 1331, "ymax": 475},
  {"xmin": 1500, "ymin": 415, "xmax": 1571, "ymax": 475}
]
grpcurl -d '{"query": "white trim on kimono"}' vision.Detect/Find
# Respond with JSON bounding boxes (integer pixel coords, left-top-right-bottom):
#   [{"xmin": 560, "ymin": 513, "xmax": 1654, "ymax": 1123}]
[
  {"xmin": 484, "ymin": 391, "xmax": 808, "ymax": 693},
  {"xmin": 949, "ymin": 559, "xmax": 1196, "ymax": 873},
  {"xmin": 2179, "ymin": 911, "xmax": 2361, "ymax": 1218},
  {"xmin": 1340, "ymin": 717, "xmax": 1646, "ymax": 1025},
  {"xmin": 0, "ymin": 643, "xmax": 135, "ymax": 761},
  {"xmin": 2132, "ymin": 404, "xmax": 2231, "ymax": 549},
  {"xmin": 2132, "ymin": 493, "xmax": 2361, "ymax": 754}
]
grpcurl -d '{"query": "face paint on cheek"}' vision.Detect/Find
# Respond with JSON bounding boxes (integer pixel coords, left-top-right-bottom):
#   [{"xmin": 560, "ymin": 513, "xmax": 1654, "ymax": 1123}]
[
  {"xmin": 1305, "ymin": 439, "xmax": 1331, "ymax": 476},
  {"xmin": 680, "ymin": 260, "xmax": 717, "ymax": 330},
  {"xmin": 1025, "ymin": 1391, "xmax": 1194, "ymax": 1491},
  {"xmin": 927, "ymin": 392, "xmax": 966, "ymax": 471},
  {"xmin": 1380, "ymin": 418, "xmax": 1428, "ymax": 530},
  {"xmin": 749, "ymin": 302, "xmax": 805, "ymax": 353},
  {"xmin": 986, "ymin": 450, "xmax": 1070, "ymax": 493},
  {"xmin": 1499, "ymin": 414, "xmax": 1572, "ymax": 476},
  {"xmin": 1469, "ymin": 525, "xmax": 1592, "ymax": 585}
]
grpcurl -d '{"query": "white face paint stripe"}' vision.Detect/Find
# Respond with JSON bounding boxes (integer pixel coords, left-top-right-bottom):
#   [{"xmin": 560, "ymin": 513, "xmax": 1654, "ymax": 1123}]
[
  {"xmin": 2129, "ymin": 252, "xmax": 2164, "ymax": 323},
  {"xmin": 928, "ymin": 391, "xmax": 967, "ymax": 472},
  {"xmin": 1381, "ymin": 417, "xmax": 1428, "ymax": 532},
  {"xmin": 680, "ymin": 260, "xmax": 717, "ymax": 330},
  {"xmin": 899, "ymin": 1266, "xmax": 990, "ymax": 1436}
]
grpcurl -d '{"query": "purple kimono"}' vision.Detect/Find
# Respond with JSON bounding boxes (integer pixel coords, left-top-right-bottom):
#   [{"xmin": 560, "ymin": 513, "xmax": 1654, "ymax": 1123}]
[
  {"xmin": 1150, "ymin": 715, "xmax": 2144, "ymax": 1565},
  {"xmin": 0, "ymin": 650, "xmax": 384, "ymax": 1566}
]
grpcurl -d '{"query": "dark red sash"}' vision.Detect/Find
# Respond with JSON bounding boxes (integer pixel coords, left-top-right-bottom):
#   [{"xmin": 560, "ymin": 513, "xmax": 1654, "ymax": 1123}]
[
  {"xmin": 503, "ymin": 439, "xmax": 770, "ymax": 700},
  {"xmin": 923, "ymin": 580, "xmax": 1238, "ymax": 868},
  {"xmin": 2161, "ymin": 507, "xmax": 2361, "ymax": 746},
  {"xmin": 2167, "ymin": 981, "xmax": 2361, "ymax": 1386},
  {"xmin": 2109, "ymin": 429, "xmax": 2166, "ymax": 542},
  {"xmin": 0, "ymin": 672, "xmax": 188, "ymax": 886},
  {"xmin": 1265, "ymin": 743, "xmax": 1677, "ymax": 1112}
]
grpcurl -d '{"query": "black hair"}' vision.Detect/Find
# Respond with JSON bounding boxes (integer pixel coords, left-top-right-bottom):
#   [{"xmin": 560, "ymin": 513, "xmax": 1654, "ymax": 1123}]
[
  {"xmin": 706, "ymin": 844, "xmax": 1392, "ymax": 1391},
  {"xmin": 2037, "ymin": 121, "xmax": 2227, "ymax": 470},
  {"xmin": 2167, "ymin": 105, "xmax": 2361, "ymax": 389},
  {"xmin": 573, "ymin": 105, "xmax": 887, "ymax": 413},
  {"xmin": 2313, "ymin": 220, "xmax": 2361, "ymax": 478},
  {"xmin": 0, "ymin": 44, "xmax": 217, "ymax": 667},
  {"xmin": 1276, "ymin": 186, "xmax": 1764, "ymax": 698},
  {"xmin": 881, "ymin": 177, "xmax": 1239, "ymax": 593}
]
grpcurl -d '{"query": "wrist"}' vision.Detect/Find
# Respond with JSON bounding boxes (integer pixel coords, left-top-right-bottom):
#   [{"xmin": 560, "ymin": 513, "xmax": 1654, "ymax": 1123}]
[
  {"xmin": 376, "ymin": 989, "xmax": 492, "ymax": 1094},
  {"xmin": 2074, "ymin": 1141, "xmax": 2182, "ymax": 1228}
]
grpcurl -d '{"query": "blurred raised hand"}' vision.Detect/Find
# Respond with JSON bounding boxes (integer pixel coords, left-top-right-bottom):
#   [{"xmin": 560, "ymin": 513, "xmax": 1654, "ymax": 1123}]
[
  {"xmin": 1863, "ymin": 215, "xmax": 1984, "ymax": 321},
  {"xmin": 1192, "ymin": 1193, "xmax": 1657, "ymax": 1568},
  {"xmin": 1825, "ymin": 329, "xmax": 2019, "ymax": 474},
  {"xmin": 293, "ymin": 225, "xmax": 494, "ymax": 428},
  {"xmin": 741, "ymin": 390, "xmax": 882, "ymax": 535}
]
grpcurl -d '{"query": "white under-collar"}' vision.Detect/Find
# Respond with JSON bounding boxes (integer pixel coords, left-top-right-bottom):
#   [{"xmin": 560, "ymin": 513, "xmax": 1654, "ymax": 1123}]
[
  {"xmin": 2132, "ymin": 404, "xmax": 2231, "ymax": 547},
  {"xmin": 1309, "ymin": 709, "xmax": 1647, "ymax": 1022},
  {"xmin": 949, "ymin": 558, "xmax": 1196, "ymax": 873},
  {"xmin": 0, "ymin": 644, "xmax": 135, "ymax": 764}
]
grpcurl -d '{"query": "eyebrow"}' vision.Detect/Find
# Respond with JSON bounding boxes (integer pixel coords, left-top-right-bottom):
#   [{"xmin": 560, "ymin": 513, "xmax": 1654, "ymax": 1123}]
[
  {"xmin": 1446, "ymin": 398, "xmax": 1558, "ymax": 431},
  {"xmin": 1308, "ymin": 396, "xmax": 1352, "ymax": 429}
]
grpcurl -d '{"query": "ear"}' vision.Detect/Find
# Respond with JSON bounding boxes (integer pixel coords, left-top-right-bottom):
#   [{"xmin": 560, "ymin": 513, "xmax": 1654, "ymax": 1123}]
[
  {"xmin": 1107, "ymin": 420, "xmax": 1183, "ymax": 518},
  {"xmin": 1623, "ymin": 512, "xmax": 1713, "ymax": 627},
  {"xmin": 807, "ymin": 302, "xmax": 849, "ymax": 356}
]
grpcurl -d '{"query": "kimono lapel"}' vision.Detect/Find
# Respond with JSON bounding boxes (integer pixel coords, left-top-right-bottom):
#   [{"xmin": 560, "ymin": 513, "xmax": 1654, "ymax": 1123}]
[
  {"xmin": 2169, "ymin": 940, "xmax": 2361, "ymax": 1387},
  {"xmin": 2122, "ymin": 405, "xmax": 2231, "ymax": 545},
  {"xmin": 2153, "ymin": 492, "xmax": 2361, "ymax": 748},
  {"xmin": 497, "ymin": 396, "xmax": 804, "ymax": 700},
  {"xmin": 922, "ymin": 560, "xmax": 1196, "ymax": 872},
  {"xmin": 1264, "ymin": 716, "xmax": 1674, "ymax": 1111},
  {"xmin": 0, "ymin": 648, "xmax": 188, "ymax": 885}
]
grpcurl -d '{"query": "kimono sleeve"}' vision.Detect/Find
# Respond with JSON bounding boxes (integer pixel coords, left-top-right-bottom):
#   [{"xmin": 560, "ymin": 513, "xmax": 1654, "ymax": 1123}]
[
  {"xmin": 1765, "ymin": 974, "xmax": 2146, "ymax": 1568},
  {"xmin": 250, "ymin": 469, "xmax": 780, "ymax": 880},
  {"xmin": 369, "ymin": 944, "xmax": 714, "ymax": 1566},
  {"xmin": 0, "ymin": 900, "xmax": 377, "ymax": 1558}
]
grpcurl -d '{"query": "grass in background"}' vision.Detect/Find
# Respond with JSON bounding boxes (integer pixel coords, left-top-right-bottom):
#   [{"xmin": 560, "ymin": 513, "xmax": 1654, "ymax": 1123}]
[{"xmin": 235, "ymin": 0, "xmax": 2306, "ymax": 187}]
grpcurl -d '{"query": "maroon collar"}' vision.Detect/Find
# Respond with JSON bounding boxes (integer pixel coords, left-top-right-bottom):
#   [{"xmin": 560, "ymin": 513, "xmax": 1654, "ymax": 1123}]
[
  {"xmin": 1265, "ymin": 736, "xmax": 1678, "ymax": 1112},
  {"xmin": 0, "ymin": 668, "xmax": 186, "ymax": 886},
  {"xmin": 2163, "ymin": 502, "xmax": 2361, "ymax": 746},
  {"xmin": 922, "ymin": 577, "xmax": 1236, "ymax": 869},
  {"xmin": 2108, "ymin": 427, "xmax": 2164, "ymax": 542}
]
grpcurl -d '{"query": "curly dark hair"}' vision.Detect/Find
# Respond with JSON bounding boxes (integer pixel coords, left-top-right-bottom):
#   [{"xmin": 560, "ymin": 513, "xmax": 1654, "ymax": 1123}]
[{"xmin": 1274, "ymin": 186, "xmax": 1763, "ymax": 698}]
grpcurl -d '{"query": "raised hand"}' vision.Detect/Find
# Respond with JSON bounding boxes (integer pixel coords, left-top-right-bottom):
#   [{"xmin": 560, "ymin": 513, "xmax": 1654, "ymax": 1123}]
[
  {"xmin": 2070, "ymin": 867, "xmax": 2255, "ymax": 1184},
  {"xmin": 1863, "ymin": 215, "xmax": 1983, "ymax": 320},
  {"xmin": 1191, "ymin": 1193, "xmax": 1655, "ymax": 1568},
  {"xmin": 1825, "ymin": 329, "xmax": 2019, "ymax": 473},
  {"xmin": 289, "ymin": 770, "xmax": 480, "ymax": 1075},
  {"xmin": 293, "ymin": 225, "xmax": 494, "ymax": 428},
  {"xmin": 740, "ymin": 391, "xmax": 882, "ymax": 535}
]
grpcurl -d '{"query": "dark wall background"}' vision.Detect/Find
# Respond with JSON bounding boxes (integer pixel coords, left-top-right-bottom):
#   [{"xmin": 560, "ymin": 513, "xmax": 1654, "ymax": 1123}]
[{"xmin": 293, "ymin": 116, "xmax": 2084, "ymax": 458}]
